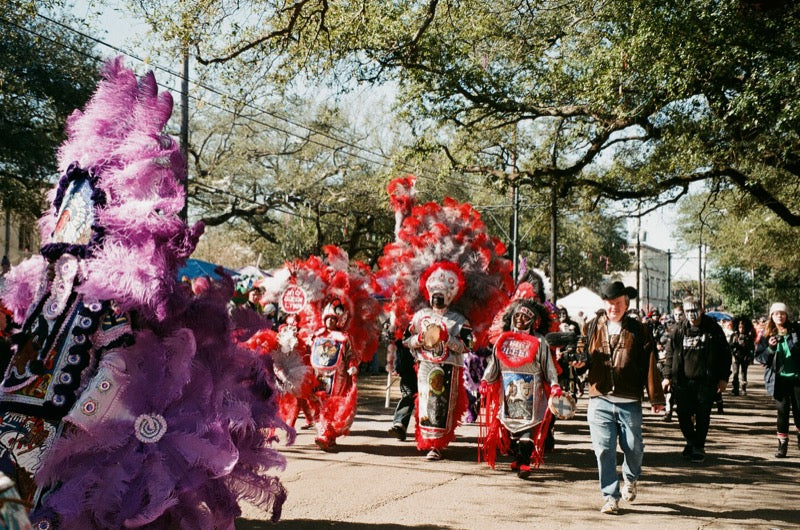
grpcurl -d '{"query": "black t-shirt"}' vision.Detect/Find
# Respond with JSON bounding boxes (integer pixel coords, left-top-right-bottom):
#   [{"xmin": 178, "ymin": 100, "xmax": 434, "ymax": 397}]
[{"xmin": 680, "ymin": 326, "xmax": 711, "ymax": 381}]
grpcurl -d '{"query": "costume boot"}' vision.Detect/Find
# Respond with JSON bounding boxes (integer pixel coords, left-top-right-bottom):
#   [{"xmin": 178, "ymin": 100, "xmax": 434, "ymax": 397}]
[
  {"xmin": 517, "ymin": 441, "xmax": 534, "ymax": 479},
  {"xmin": 776, "ymin": 438, "xmax": 788, "ymax": 458}
]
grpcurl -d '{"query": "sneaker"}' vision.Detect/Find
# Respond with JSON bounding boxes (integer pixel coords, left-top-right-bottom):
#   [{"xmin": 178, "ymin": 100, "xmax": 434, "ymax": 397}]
[
  {"xmin": 682, "ymin": 444, "xmax": 693, "ymax": 459},
  {"xmin": 690, "ymin": 448, "xmax": 706, "ymax": 463},
  {"xmin": 426, "ymin": 449, "xmax": 442, "ymax": 461},
  {"xmin": 600, "ymin": 497, "xmax": 619, "ymax": 515},
  {"xmin": 662, "ymin": 410, "xmax": 673, "ymax": 422},
  {"xmin": 517, "ymin": 464, "xmax": 532, "ymax": 479},
  {"xmin": 621, "ymin": 479, "xmax": 637, "ymax": 502},
  {"xmin": 388, "ymin": 425, "xmax": 407, "ymax": 441}
]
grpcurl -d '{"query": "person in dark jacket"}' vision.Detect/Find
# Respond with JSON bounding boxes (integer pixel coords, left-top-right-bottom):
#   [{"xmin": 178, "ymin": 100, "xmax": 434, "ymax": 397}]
[
  {"xmin": 663, "ymin": 296, "xmax": 731, "ymax": 464},
  {"xmin": 387, "ymin": 334, "xmax": 417, "ymax": 442},
  {"xmin": 755, "ymin": 302, "xmax": 800, "ymax": 458},
  {"xmin": 571, "ymin": 281, "xmax": 665, "ymax": 515},
  {"xmin": 729, "ymin": 315, "xmax": 756, "ymax": 396}
]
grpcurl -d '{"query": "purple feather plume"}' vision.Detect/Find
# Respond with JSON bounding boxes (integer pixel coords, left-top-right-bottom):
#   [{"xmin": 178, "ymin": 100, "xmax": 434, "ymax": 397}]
[{"xmin": 19, "ymin": 58, "xmax": 290, "ymax": 528}]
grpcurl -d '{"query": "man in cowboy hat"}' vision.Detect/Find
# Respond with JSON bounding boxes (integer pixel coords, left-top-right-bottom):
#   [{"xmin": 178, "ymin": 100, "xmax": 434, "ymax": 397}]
[{"xmin": 571, "ymin": 281, "xmax": 665, "ymax": 515}]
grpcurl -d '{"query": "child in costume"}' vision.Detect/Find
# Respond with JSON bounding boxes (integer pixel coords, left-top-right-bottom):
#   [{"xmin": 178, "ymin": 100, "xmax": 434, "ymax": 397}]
[
  {"xmin": 310, "ymin": 297, "xmax": 359, "ymax": 451},
  {"xmin": 0, "ymin": 58, "xmax": 289, "ymax": 528},
  {"xmin": 380, "ymin": 177, "xmax": 513, "ymax": 461},
  {"xmin": 245, "ymin": 325, "xmax": 319, "ymax": 431}
]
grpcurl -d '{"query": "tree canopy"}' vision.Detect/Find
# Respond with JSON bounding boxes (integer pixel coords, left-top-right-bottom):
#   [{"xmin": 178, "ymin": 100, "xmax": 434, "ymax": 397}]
[
  {"xmin": 186, "ymin": 0, "xmax": 799, "ymax": 226},
  {"xmin": 0, "ymin": 1, "xmax": 99, "ymax": 219}
]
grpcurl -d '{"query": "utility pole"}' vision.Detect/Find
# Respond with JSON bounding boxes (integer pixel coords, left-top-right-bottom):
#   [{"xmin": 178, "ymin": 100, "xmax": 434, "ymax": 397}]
[
  {"xmin": 549, "ymin": 184, "xmax": 558, "ymax": 303},
  {"xmin": 511, "ymin": 181, "xmax": 520, "ymax": 282},
  {"xmin": 179, "ymin": 49, "xmax": 189, "ymax": 221},
  {"xmin": 635, "ymin": 214, "xmax": 641, "ymax": 311},
  {"xmin": 179, "ymin": 5, "xmax": 190, "ymax": 222},
  {"xmin": 698, "ymin": 242, "xmax": 704, "ymax": 308},
  {"xmin": 508, "ymin": 127, "xmax": 520, "ymax": 282},
  {"xmin": 702, "ymin": 243, "xmax": 708, "ymax": 309},
  {"xmin": 667, "ymin": 249, "xmax": 672, "ymax": 312}
]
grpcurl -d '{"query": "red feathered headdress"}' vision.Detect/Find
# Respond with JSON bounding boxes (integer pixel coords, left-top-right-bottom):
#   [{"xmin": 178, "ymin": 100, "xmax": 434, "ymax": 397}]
[
  {"xmin": 262, "ymin": 246, "xmax": 381, "ymax": 364},
  {"xmin": 379, "ymin": 178, "xmax": 513, "ymax": 348}
]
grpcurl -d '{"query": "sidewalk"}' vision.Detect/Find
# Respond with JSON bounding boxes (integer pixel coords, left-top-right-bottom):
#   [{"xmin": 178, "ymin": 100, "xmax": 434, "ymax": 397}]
[{"xmin": 237, "ymin": 364, "xmax": 800, "ymax": 529}]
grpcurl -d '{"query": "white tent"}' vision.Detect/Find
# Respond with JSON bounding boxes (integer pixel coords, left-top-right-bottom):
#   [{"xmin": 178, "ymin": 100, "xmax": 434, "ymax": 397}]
[
  {"xmin": 556, "ymin": 287, "xmax": 604, "ymax": 319},
  {"xmin": 234, "ymin": 265, "xmax": 272, "ymax": 291}
]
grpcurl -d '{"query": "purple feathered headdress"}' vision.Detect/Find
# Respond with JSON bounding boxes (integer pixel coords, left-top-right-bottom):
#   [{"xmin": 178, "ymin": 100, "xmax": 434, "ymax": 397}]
[{"xmin": 32, "ymin": 56, "xmax": 202, "ymax": 322}]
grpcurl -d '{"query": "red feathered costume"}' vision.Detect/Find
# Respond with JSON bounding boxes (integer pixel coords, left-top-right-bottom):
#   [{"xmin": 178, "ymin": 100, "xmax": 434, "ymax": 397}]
[
  {"xmin": 480, "ymin": 287, "xmax": 563, "ymax": 477},
  {"xmin": 260, "ymin": 246, "xmax": 381, "ymax": 451},
  {"xmin": 379, "ymin": 177, "xmax": 513, "ymax": 461}
]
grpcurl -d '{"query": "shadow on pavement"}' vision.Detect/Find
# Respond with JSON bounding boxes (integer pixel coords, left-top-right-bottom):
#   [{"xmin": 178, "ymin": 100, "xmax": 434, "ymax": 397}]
[
  {"xmin": 640, "ymin": 505, "xmax": 800, "ymax": 525},
  {"xmin": 237, "ymin": 520, "xmax": 441, "ymax": 529}
]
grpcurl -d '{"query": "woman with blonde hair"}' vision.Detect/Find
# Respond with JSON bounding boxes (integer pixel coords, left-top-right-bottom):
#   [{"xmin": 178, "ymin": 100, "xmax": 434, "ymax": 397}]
[{"xmin": 756, "ymin": 303, "xmax": 800, "ymax": 457}]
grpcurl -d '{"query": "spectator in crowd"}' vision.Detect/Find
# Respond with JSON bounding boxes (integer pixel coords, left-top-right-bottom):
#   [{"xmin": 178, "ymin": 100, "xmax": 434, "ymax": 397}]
[
  {"xmin": 556, "ymin": 306, "xmax": 583, "ymax": 398},
  {"xmin": 387, "ymin": 338, "xmax": 417, "ymax": 442},
  {"xmin": 672, "ymin": 305, "xmax": 684, "ymax": 320},
  {"xmin": 663, "ymin": 296, "xmax": 731, "ymax": 464},
  {"xmin": 657, "ymin": 316, "xmax": 676, "ymax": 422},
  {"xmin": 575, "ymin": 310, "xmax": 587, "ymax": 330},
  {"xmin": 729, "ymin": 316, "xmax": 756, "ymax": 396},
  {"xmin": 756, "ymin": 303, "xmax": 800, "ymax": 458}
]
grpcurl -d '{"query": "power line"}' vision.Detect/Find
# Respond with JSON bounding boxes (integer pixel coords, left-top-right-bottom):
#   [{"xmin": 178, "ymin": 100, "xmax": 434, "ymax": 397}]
[
  {"xmin": 29, "ymin": 11, "xmax": 488, "ymax": 195},
  {"xmin": 5, "ymin": 13, "xmax": 504, "ymax": 225}
]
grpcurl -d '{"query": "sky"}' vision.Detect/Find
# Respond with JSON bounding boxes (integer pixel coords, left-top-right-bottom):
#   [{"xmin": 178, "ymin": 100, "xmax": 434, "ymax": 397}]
[{"xmin": 632, "ymin": 206, "xmax": 698, "ymax": 282}]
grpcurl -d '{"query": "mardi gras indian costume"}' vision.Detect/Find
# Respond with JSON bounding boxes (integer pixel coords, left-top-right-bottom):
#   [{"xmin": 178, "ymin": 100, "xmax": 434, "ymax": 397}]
[
  {"xmin": 481, "ymin": 296, "xmax": 562, "ymax": 479},
  {"xmin": 0, "ymin": 58, "xmax": 289, "ymax": 529},
  {"xmin": 379, "ymin": 177, "xmax": 513, "ymax": 461},
  {"xmin": 259, "ymin": 246, "xmax": 381, "ymax": 451}
]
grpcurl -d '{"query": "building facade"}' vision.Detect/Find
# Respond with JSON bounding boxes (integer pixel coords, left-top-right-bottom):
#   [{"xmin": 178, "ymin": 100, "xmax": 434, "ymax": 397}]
[{"xmin": 614, "ymin": 243, "xmax": 671, "ymax": 314}]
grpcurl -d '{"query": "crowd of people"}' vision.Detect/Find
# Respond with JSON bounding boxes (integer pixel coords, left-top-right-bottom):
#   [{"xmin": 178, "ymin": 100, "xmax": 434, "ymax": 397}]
[
  {"xmin": 2, "ymin": 232, "xmax": 799, "ymax": 524},
  {"xmin": 2, "ymin": 233, "xmax": 798, "ymax": 522},
  {"xmin": 223, "ymin": 270, "xmax": 798, "ymax": 517},
  {"xmin": 0, "ymin": 59, "xmax": 796, "ymax": 526}
]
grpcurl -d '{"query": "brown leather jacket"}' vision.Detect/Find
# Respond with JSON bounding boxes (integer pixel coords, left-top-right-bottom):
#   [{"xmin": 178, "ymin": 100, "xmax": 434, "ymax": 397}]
[{"xmin": 582, "ymin": 313, "xmax": 665, "ymax": 405}]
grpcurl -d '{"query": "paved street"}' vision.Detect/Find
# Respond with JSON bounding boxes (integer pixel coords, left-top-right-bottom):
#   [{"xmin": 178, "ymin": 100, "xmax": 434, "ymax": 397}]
[{"xmin": 237, "ymin": 364, "xmax": 799, "ymax": 529}]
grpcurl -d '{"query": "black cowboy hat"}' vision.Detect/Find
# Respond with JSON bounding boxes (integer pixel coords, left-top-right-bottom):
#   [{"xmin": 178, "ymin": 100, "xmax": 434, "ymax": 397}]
[{"xmin": 600, "ymin": 281, "xmax": 638, "ymax": 300}]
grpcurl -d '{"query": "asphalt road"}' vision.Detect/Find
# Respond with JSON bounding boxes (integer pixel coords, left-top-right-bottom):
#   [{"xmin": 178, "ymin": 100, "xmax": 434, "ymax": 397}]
[{"xmin": 237, "ymin": 364, "xmax": 799, "ymax": 529}]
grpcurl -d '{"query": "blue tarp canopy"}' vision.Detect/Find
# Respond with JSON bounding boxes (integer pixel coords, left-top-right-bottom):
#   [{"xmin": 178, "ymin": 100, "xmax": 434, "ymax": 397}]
[{"xmin": 177, "ymin": 259, "xmax": 235, "ymax": 280}]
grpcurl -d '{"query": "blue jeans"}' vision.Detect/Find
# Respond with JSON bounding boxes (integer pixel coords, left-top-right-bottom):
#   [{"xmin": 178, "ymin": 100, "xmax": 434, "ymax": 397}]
[{"xmin": 587, "ymin": 397, "xmax": 644, "ymax": 499}]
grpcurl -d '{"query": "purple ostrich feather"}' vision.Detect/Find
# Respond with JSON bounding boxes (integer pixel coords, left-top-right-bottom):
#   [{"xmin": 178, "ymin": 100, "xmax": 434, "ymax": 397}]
[{"xmin": 4, "ymin": 58, "xmax": 291, "ymax": 528}]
